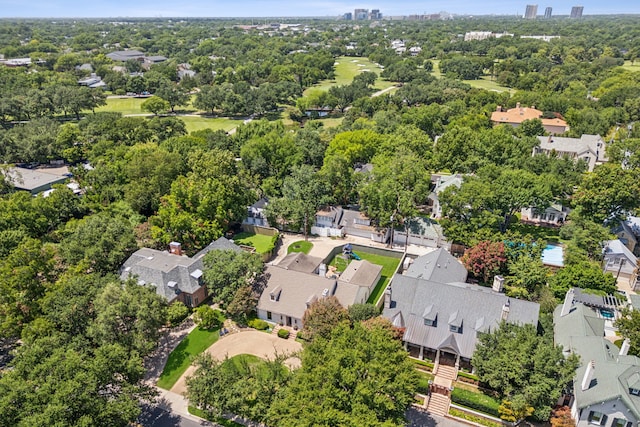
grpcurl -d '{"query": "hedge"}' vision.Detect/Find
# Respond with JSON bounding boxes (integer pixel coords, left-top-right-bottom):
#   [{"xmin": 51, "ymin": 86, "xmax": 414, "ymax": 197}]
[
  {"xmin": 277, "ymin": 329, "xmax": 290, "ymax": 339},
  {"xmin": 449, "ymin": 408, "xmax": 503, "ymax": 427},
  {"xmin": 412, "ymin": 358, "xmax": 434, "ymax": 371},
  {"xmin": 451, "ymin": 387, "xmax": 501, "ymax": 418},
  {"xmin": 248, "ymin": 319, "xmax": 269, "ymax": 330}
]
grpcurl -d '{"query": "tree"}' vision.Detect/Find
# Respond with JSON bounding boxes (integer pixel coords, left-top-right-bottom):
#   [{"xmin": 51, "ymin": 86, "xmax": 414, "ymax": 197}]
[
  {"xmin": 267, "ymin": 321, "xmax": 419, "ymax": 427},
  {"xmin": 226, "ymin": 285, "xmax": 258, "ymax": 321},
  {"xmin": 155, "ymin": 80, "xmax": 190, "ymax": 113},
  {"xmin": 615, "ymin": 307, "xmax": 640, "ymax": 356},
  {"xmin": 348, "ymin": 303, "xmax": 379, "ymax": 323},
  {"xmin": 167, "ymin": 301, "xmax": 190, "ymax": 326},
  {"xmin": 141, "ymin": 96, "xmax": 169, "ymax": 115},
  {"xmin": 301, "ymin": 296, "xmax": 348, "ymax": 341},
  {"xmin": 472, "ymin": 322, "xmax": 579, "ymax": 421},
  {"xmin": 265, "ymin": 164, "xmax": 330, "ymax": 239},
  {"xmin": 202, "ymin": 249, "xmax": 263, "ymax": 306},
  {"xmin": 193, "ymin": 305, "xmax": 223, "ymax": 330},
  {"xmin": 549, "ymin": 261, "xmax": 617, "ymax": 298},
  {"xmin": 462, "ymin": 241, "xmax": 507, "ymax": 285},
  {"xmin": 551, "ymin": 406, "xmax": 576, "ymax": 427}
]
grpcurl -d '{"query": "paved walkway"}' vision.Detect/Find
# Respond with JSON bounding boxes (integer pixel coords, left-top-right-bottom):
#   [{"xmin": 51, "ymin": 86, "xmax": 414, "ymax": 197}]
[{"xmin": 170, "ymin": 330, "xmax": 302, "ymax": 395}]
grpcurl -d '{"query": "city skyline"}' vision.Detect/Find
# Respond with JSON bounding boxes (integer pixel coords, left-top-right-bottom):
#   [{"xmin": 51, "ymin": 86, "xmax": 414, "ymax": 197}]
[{"xmin": 0, "ymin": 0, "xmax": 639, "ymax": 18}]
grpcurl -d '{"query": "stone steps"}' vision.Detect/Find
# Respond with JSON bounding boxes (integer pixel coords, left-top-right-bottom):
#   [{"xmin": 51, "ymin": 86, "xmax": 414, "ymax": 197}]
[
  {"xmin": 426, "ymin": 393, "xmax": 450, "ymax": 417},
  {"xmin": 436, "ymin": 364, "xmax": 458, "ymax": 381}
]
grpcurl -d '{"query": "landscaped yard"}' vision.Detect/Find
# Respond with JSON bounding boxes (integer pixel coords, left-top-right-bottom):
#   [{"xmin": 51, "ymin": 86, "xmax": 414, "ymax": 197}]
[
  {"xmin": 510, "ymin": 221, "xmax": 562, "ymax": 243},
  {"xmin": 232, "ymin": 232, "xmax": 277, "ymax": 254},
  {"xmin": 463, "ymin": 76, "xmax": 512, "ymax": 93},
  {"xmin": 95, "ymin": 97, "xmax": 148, "ymax": 115},
  {"xmin": 303, "ymin": 56, "xmax": 396, "ymax": 96},
  {"xmin": 287, "ymin": 240, "xmax": 313, "ymax": 254},
  {"xmin": 328, "ymin": 250, "xmax": 401, "ymax": 304},
  {"xmin": 157, "ymin": 325, "xmax": 221, "ymax": 390},
  {"xmin": 179, "ymin": 116, "xmax": 239, "ymax": 133}
]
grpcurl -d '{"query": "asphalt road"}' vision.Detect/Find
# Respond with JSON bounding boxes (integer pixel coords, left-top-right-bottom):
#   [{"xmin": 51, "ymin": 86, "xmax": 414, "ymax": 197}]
[{"xmin": 138, "ymin": 404, "xmax": 213, "ymax": 427}]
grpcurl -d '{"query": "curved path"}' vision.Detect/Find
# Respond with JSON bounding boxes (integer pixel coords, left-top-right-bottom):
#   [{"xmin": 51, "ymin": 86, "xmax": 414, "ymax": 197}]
[{"xmin": 170, "ymin": 330, "xmax": 302, "ymax": 395}]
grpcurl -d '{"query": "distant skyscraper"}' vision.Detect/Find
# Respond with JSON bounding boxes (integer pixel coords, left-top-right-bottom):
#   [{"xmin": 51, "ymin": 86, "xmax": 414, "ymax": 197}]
[
  {"xmin": 354, "ymin": 8, "xmax": 368, "ymax": 20},
  {"xmin": 524, "ymin": 4, "xmax": 538, "ymax": 19},
  {"xmin": 343, "ymin": 12, "xmax": 352, "ymax": 20},
  {"xmin": 570, "ymin": 6, "xmax": 584, "ymax": 18},
  {"xmin": 369, "ymin": 9, "xmax": 382, "ymax": 20},
  {"xmin": 544, "ymin": 7, "xmax": 552, "ymax": 18}
]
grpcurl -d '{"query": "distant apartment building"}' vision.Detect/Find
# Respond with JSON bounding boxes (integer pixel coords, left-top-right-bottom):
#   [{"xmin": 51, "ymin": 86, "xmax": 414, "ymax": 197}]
[
  {"xmin": 354, "ymin": 8, "xmax": 368, "ymax": 20},
  {"xmin": 369, "ymin": 9, "xmax": 382, "ymax": 19},
  {"xmin": 343, "ymin": 12, "xmax": 352, "ymax": 20},
  {"xmin": 570, "ymin": 6, "xmax": 584, "ymax": 18},
  {"xmin": 524, "ymin": 4, "xmax": 538, "ymax": 19},
  {"xmin": 544, "ymin": 7, "xmax": 552, "ymax": 18}
]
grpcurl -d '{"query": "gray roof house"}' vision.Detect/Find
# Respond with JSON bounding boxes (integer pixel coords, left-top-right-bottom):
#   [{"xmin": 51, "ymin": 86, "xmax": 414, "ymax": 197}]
[
  {"xmin": 107, "ymin": 50, "xmax": 145, "ymax": 62},
  {"xmin": 383, "ymin": 248, "xmax": 539, "ymax": 373},
  {"xmin": 277, "ymin": 252, "xmax": 323, "ymax": 275},
  {"xmin": 256, "ymin": 265, "xmax": 366, "ymax": 329},
  {"xmin": 533, "ymin": 134, "xmax": 607, "ymax": 172},
  {"xmin": 5, "ymin": 167, "xmax": 69, "ymax": 195},
  {"xmin": 339, "ymin": 209, "xmax": 390, "ymax": 243},
  {"xmin": 120, "ymin": 238, "xmax": 240, "ymax": 307},
  {"xmin": 613, "ymin": 216, "xmax": 640, "ymax": 256},
  {"xmin": 393, "ymin": 216, "xmax": 449, "ymax": 249},
  {"xmin": 554, "ymin": 291, "xmax": 640, "ymax": 427},
  {"xmin": 603, "ymin": 239, "xmax": 638, "ymax": 289},
  {"xmin": 428, "ymin": 174, "xmax": 464, "ymax": 219}
]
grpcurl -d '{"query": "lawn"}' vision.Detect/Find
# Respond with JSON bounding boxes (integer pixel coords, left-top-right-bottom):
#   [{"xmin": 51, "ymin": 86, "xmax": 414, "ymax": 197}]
[
  {"xmin": 188, "ymin": 407, "xmax": 244, "ymax": 427},
  {"xmin": 288, "ymin": 240, "xmax": 313, "ymax": 254},
  {"xmin": 232, "ymin": 232, "xmax": 276, "ymax": 254},
  {"xmin": 179, "ymin": 116, "xmax": 239, "ymax": 133},
  {"xmin": 451, "ymin": 387, "xmax": 501, "ymax": 418},
  {"xmin": 303, "ymin": 56, "xmax": 396, "ymax": 96},
  {"xmin": 430, "ymin": 59, "xmax": 443, "ymax": 79},
  {"xmin": 463, "ymin": 76, "xmax": 512, "ymax": 93},
  {"xmin": 156, "ymin": 325, "xmax": 221, "ymax": 390},
  {"xmin": 95, "ymin": 97, "xmax": 148, "ymax": 115},
  {"xmin": 328, "ymin": 250, "xmax": 401, "ymax": 305},
  {"xmin": 510, "ymin": 221, "xmax": 562, "ymax": 243},
  {"xmin": 621, "ymin": 61, "xmax": 640, "ymax": 71}
]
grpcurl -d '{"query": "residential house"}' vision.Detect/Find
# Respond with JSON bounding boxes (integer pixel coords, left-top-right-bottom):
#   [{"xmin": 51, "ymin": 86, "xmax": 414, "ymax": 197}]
[
  {"xmin": 613, "ymin": 217, "xmax": 640, "ymax": 256},
  {"xmin": 602, "ymin": 239, "xmax": 638, "ymax": 288},
  {"xmin": 533, "ymin": 134, "xmax": 607, "ymax": 172},
  {"xmin": 120, "ymin": 237, "xmax": 240, "ymax": 307},
  {"xmin": 340, "ymin": 209, "xmax": 390, "ymax": 243},
  {"xmin": 311, "ymin": 206, "xmax": 344, "ymax": 237},
  {"xmin": 78, "ymin": 74, "xmax": 107, "ymax": 89},
  {"xmin": 277, "ymin": 252, "xmax": 323, "ymax": 275},
  {"xmin": 383, "ymin": 248, "xmax": 539, "ymax": 371},
  {"xmin": 107, "ymin": 50, "xmax": 145, "ymax": 62},
  {"xmin": 244, "ymin": 198, "xmax": 269, "ymax": 227},
  {"xmin": 393, "ymin": 216, "xmax": 449, "ymax": 249},
  {"xmin": 427, "ymin": 174, "xmax": 464, "ymax": 219},
  {"xmin": 491, "ymin": 103, "xmax": 569, "ymax": 134},
  {"xmin": 4, "ymin": 167, "xmax": 70, "ymax": 195},
  {"xmin": 143, "ymin": 55, "xmax": 168, "ymax": 69},
  {"xmin": 521, "ymin": 203, "xmax": 570, "ymax": 227},
  {"xmin": 257, "ymin": 264, "xmax": 367, "ymax": 329},
  {"xmin": 554, "ymin": 291, "xmax": 640, "ymax": 427}
]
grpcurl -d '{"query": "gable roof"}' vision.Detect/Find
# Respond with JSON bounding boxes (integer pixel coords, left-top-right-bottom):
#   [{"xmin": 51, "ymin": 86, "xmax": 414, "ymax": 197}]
[
  {"xmin": 404, "ymin": 248, "xmax": 468, "ymax": 284},
  {"xmin": 536, "ymin": 134, "xmax": 605, "ymax": 159},
  {"xmin": 384, "ymin": 275, "xmax": 540, "ymax": 359},
  {"xmin": 258, "ymin": 265, "xmax": 361, "ymax": 320},
  {"xmin": 194, "ymin": 236, "xmax": 242, "ymax": 260},
  {"xmin": 604, "ymin": 239, "xmax": 638, "ymax": 264},
  {"xmin": 277, "ymin": 252, "xmax": 323, "ymax": 274},
  {"xmin": 338, "ymin": 259, "xmax": 382, "ymax": 288},
  {"xmin": 491, "ymin": 106, "xmax": 568, "ymax": 129},
  {"xmin": 554, "ymin": 302, "xmax": 640, "ymax": 419}
]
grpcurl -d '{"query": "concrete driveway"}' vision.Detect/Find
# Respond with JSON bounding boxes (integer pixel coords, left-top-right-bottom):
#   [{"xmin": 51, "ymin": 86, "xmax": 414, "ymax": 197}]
[{"xmin": 170, "ymin": 330, "xmax": 302, "ymax": 395}]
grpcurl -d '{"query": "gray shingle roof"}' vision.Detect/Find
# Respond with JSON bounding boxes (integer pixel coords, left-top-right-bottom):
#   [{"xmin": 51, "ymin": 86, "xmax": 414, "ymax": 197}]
[
  {"xmin": 404, "ymin": 248, "xmax": 468, "ymax": 284},
  {"xmin": 554, "ymin": 303, "xmax": 640, "ymax": 419},
  {"xmin": 277, "ymin": 252, "xmax": 323, "ymax": 274},
  {"xmin": 383, "ymin": 275, "xmax": 540, "ymax": 360},
  {"xmin": 338, "ymin": 259, "xmax": 382, "ymax": 288}
]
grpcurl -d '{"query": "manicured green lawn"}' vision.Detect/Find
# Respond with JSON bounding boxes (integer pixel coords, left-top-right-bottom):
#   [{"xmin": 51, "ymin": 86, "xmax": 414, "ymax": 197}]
[
  {"xmin": 328, "ymin": 250, "xmax": 401, "ymax": 304},
  {"xmin": 156, "ymin": 326, "xmax": 221, "ymax": 390},
  {"xmin": 232, "ymin": 232, "xmax": 276, "ymax": 254},
  {"xmin": 287, "ymin": 240, "xmax": 313, "ymax": 254},
  {"xmin": 621, "ymin": 61, "xmax": 640, "ymax": 71},
  {"xmin": 180, "ymin": 116, "xmax": 239, "ymax": 133},
  {"xmin": 431, "ymin": 59, "xmax": 443, "ymax": 79},
  {"xmin": 463, "ymin": 76, "xmax": 512, "ymax": 93},
  {"xmin": 303, "ymin": 56, "xmax": 395, "ymax": 96},
  {"xmin": 510, "ymin": 221, "xmax": 562, "ymax": 243},
  {"xmin": 451, "ymin": 387, "xmax": 501, "ymax": 417},
  {"xmin": 95, "ymin": 97, "xmax": 148, "ymax": 115}
]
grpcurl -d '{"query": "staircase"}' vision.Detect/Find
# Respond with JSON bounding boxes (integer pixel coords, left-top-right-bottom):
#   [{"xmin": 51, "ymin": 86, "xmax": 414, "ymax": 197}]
[
  {"xmin": 435, "ymin": 364, "xmax": 458, "ymax": 381},
  {"xmin": 426, "ymin": 392, "xmax": 450, "ymax": 416}
]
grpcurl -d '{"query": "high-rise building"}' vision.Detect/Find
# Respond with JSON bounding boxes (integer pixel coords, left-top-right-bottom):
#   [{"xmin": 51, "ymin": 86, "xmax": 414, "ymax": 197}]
[
  {"xmin": 343, "ymin": 12, "xmax": 352, "ymax": 20},
  {"xmin": 524, "ymin": 4, "xmax": 538, "ymax": 19},
  {"xmin": 369, "ymin": 9, "xmax": 382, "ymax": 20},
  {"xmin": 570, "ymin": 6, "xmax": 584, "ymax": 18},
  {"xmin": 544, "ymin": 7, "xmax": 552, "ymax": 18},
  {"xmin": 354, "ymin": 8, "xmax": 368, "ymax": 20}
]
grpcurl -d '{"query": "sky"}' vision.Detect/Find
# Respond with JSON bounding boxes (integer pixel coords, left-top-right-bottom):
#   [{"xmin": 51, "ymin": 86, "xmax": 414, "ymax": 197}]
[{"xmin": 0, "ymin": 0, "xmax": 639, "ymax": 18}]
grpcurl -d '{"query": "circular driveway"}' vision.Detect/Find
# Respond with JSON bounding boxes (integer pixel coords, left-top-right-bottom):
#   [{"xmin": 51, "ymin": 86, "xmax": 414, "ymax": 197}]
[{"xmin": 170, "ymin": 330, "xmax": 302, "ymax": 395}]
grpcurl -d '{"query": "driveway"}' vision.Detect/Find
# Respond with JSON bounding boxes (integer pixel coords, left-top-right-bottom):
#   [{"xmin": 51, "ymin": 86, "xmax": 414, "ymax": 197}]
[{"xmin": 170, "ymin": 330, "xmax": 302, "ymax": 395}]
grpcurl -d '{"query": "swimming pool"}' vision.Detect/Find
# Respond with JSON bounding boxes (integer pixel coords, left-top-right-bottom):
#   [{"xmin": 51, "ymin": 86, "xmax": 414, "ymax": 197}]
[
  {"xmin": 541, "ymin": 244, "xmax": 564, "ymax": 267},
  {"xmin": 600, "ymin": 309, "xmax": 615, "ymax": 319}
]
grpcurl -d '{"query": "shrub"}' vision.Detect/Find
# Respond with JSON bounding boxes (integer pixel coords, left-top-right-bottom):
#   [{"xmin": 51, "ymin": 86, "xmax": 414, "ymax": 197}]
[
  {"xmin": 277, "ymin": 329, "xmax": 290, "ymax": 339},
  {"xmin": 193, "ymin": 306, "xmax": 224, "ymax": 330},
  {"xmin": 412, "ymin": 358, "xmax": 434, "ymax": 371},
  {"xmin": 248, "ymin": 319, "xmax": 269, "ymax": 330},
  {"xmin": 451, "ymin": 387, "xmax": 501, "ymax": 417},
  {"xmin": 167, "ymin": 301, "xmax": 190, "ymax": 326},
  {"xmin": 449, "ymin": 408, "xmax": 502, "ymax": 427},
  {"xmin": 458, "ymin": 371, "xmax": 480, "ymax": 384}
]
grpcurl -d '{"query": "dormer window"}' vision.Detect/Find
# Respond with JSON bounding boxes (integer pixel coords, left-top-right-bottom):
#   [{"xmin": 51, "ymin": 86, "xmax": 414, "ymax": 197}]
[
  {"xmin": 270, "ymin": 286, "xmax": 282, "ymax": 302},
  {"xmin": 424, "ymin": 315, "xmax": 437, "ymax": 327},
  {"xmin": 630, "ymin": 388, "xmax": 640, "ymax": 396},
  {"xmin": 449, "ymin": 324, "xmax": 462, "ymax": 334}
]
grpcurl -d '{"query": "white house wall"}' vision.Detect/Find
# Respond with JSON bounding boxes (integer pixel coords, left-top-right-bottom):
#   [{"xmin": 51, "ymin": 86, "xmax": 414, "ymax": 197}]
[{"xmin": 575, "ymin": 399, "xmax": 637, "ymax": 427}]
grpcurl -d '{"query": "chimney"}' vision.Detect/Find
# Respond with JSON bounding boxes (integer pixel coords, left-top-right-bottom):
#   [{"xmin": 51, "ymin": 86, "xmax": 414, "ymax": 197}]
[
  {"xmin": 581, "ymin": 360, "xmax": 596, "ymax": 391},
  {"xmin": 384, "ymin": 287, "xmax": 392, "ymax": 309},
  {"xmin": 169, "ymin": 241, "xmax": 182, "ymax": 256},
  {"xmin": 492, "ymin": 275, "xmax": 505, "ymax": 292},
  {"xmin": 496, "ymin": 105, "xmax": 502, "ymax": 112},
  {"xmin": 560, "ymin": 288, "xmax": 575, "ymax": 317},
  {"xmin": 620, "ymin": 338, "xmax": 631, "ymax": 356},
  {"xmin": 318, "ymin": 263, "xmax": 327, "ymax": 277},
  {"xmin": 501, "ymin": 298, "xmax": 510, "ymax": 321},
  {"xmin": 516, "ymin": 102, "xmax": 521, "ymax": 109}
]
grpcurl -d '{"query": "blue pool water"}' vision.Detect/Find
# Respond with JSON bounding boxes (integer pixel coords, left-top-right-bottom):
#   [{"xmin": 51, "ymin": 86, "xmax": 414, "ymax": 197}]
[
  {"xmin": 600, "ymin": 309, "xmax": 615, "ymax": 319},
  {"xmin": 541, "ymin": 244, "xmax": 564, "ymax": 267}
]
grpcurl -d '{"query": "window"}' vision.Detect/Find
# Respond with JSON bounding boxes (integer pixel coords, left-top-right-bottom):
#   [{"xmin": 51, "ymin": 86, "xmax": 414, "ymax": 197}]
[
  {"xmin": 194, "ymin": 297, "xmax": 199, "ymax": 306},
  {"xmin": 588, "ymin": 411, "xmax": 607, "ymax": 426},
  {"xmin": 450, "ymin": 324, "xmax": 461, "ymax": 333},
  {"xmin": 424, "ymin": 318, "xmax": 436, "ymax": 327},
  {"xmin": 184, "ymin": 294, "xmax": 193, "ymax": 307},
  {"xmin": 613, "ymin": 418, "xmax": 628, "ymax": 427},
  {"xmin": 267, "ymin": 311, "xmax": 272, "ymax": 320}
]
